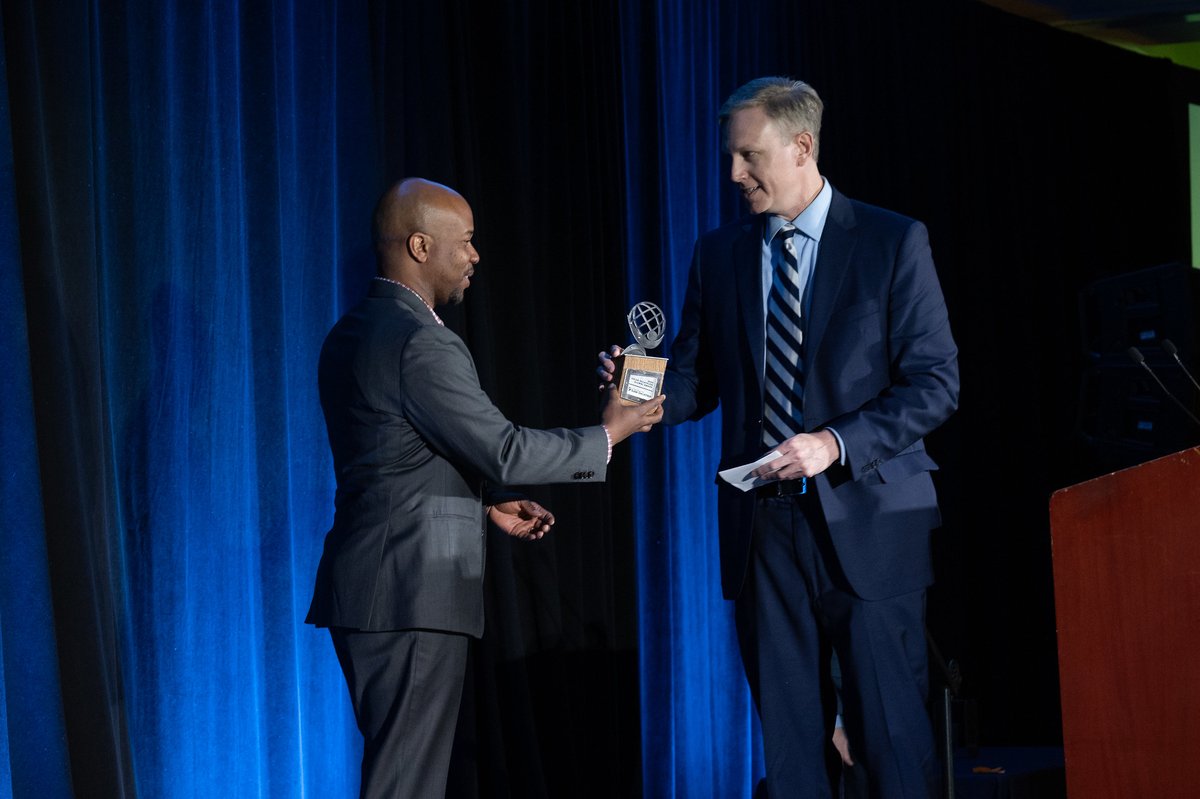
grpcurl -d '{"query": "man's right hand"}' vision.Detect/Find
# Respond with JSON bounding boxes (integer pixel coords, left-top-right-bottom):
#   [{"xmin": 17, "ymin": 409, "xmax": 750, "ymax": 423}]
[
  {"xmin": 601, "ymin": 387, "xmax": 664, "ymax": 445},
  {"xmin": 596, "ymin": 345, "xmax": 623, "ymax": 390}
]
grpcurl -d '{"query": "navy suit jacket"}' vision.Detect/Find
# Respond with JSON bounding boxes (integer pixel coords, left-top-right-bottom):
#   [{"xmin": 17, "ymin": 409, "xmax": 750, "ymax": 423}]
[
  {"xmin": 662, "ymin": 187, "xmax": 959, "ymax": 601},
  {"xmin": 307, "ymin": 281, "xmax": 608, "ymax": 637}
]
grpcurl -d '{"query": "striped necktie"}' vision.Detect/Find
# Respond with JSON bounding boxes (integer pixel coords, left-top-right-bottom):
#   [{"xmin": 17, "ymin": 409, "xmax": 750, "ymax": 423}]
[{"xmin": 763, "ymin": 225, "xmax": 808, "ymax": 448}]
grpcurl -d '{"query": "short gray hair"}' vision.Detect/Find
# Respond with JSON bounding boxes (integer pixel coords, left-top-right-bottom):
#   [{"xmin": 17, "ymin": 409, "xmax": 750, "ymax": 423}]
[{"xmin": 719, "ymin": 77, "xmax": 824, "ymax": 160}]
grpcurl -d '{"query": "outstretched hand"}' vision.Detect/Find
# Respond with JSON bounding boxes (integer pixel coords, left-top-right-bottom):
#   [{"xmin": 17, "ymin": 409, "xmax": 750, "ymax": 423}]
[
  {"xmin": 601, "ymin": 388, "xmax": 665, "ymax": 445},
  {"xmin": 489, "ymin": 499, "xmax": 555, "ymax": 541}
]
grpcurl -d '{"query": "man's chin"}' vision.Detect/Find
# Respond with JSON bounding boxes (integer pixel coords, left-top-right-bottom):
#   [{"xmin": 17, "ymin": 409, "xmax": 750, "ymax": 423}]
[{"xmin": 744, "ymin": 193, "xmax": 767, "ymax": 213}]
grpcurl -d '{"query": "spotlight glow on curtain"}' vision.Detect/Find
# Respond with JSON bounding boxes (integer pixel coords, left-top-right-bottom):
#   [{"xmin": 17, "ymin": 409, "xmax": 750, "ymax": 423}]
[
  {"xmin": 1, "ymin": 1, "xmax": 375, "ymax": 795},
  {"xmin": 619, "ymin": 1, "xmax": 766, "ymax": 796},
  {"xmin": 102, "ymin": 5, "xmax": 373, "ymax": 795}
]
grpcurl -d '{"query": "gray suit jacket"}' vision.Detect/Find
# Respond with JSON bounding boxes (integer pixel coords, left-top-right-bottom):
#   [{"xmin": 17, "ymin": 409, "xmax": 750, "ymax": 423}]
[{"xmin": 306, "ymin": 280, "xmax": 607, "ymax": 637}]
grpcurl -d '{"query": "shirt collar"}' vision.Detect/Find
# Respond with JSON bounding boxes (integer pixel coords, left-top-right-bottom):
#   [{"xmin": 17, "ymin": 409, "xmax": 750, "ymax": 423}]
[{"xmin": 763, "ymin": 178, "xmax": 833, "ymax": 245}]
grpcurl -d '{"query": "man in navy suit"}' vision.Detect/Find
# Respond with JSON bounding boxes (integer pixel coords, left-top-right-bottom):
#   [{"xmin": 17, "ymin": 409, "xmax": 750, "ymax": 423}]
[
  {"xmin": 310, "ymin": 178, "xmax": 664, "ymax": 798},
  {"xmin": 602, "ymin": 77, "xmax": 958, "ymax": 797}
]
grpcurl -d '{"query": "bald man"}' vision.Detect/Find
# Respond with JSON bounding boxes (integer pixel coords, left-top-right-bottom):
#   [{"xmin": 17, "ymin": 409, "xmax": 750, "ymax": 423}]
[{"xmin": 307, "ymin": 178, "xmax": 664, "ymax": 798}]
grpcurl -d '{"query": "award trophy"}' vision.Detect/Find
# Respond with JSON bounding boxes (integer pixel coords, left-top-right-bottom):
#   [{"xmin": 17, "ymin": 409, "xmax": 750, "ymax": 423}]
[{"xmin": 613, "ymin": 301, "xmax": 668, "ymax": 405}]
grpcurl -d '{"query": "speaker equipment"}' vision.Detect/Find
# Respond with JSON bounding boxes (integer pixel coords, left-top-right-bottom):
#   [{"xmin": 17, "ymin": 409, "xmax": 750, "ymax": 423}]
[{"xmin": 1077, "ymin": 263, "xmax": 1200, "ymax": 470}]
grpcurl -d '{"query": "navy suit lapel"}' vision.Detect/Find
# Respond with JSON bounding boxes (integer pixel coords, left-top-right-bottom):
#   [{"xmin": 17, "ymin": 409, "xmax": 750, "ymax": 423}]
[
  {"xmin": 734, "ymin": 218, "xmax": 766, "ymax": 400},
  {"xmin": 804, "ymin": 189, "xmax": 857, "ymax": 362}
]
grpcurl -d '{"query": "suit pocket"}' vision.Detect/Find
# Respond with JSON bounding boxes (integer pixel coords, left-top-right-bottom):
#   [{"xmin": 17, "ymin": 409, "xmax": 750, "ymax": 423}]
[
  {"xmin": 424, "ymin": 514, "xmax": 485, "ymax": 580},
  {"xmin": 830, "ymin": 298, "xmax": 880, "ymax": 323}
]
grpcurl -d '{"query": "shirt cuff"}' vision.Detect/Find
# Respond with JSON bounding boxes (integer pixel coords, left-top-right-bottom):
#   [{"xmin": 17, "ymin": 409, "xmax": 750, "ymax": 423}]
[
  {"xmin": 824, "ymin": 427, "xmax": 847, "ymax": 466},
  {"xmin": 601, "ymin": 424, "xmax": 613, "ymax": 464}
]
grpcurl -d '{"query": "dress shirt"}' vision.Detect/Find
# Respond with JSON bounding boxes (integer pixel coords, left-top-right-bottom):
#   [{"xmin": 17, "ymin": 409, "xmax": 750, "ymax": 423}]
[{"xmin": 758, "ymin": 178, "xmax": 846, "ymax": 462}]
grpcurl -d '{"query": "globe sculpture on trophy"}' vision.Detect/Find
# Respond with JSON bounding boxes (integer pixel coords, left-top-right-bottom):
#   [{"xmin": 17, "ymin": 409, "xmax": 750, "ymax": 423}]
[{"xmin": 613, "ymin": 301, "xmax": 668, "ymax": 405}]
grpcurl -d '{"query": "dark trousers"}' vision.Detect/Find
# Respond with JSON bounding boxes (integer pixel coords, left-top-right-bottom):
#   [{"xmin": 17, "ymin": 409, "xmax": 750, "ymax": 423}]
[
  {"xmin": 330, "ymin": 627, "xmax": 470, "ymax": 799},
  {"xmin": 737, "ymin": 495, "xmax": 937, "ymax": 799}
]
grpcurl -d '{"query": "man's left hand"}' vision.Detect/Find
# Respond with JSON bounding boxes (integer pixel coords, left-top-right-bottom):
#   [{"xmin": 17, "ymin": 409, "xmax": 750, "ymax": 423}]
[
  {"xmin": 751, "ymin": 430, "xmax": 840, "ymax": 481},
  {"xmin": 489, "ymin": 499, "xmax": 556, "ymax": 541},
  {"xmin": 832, "ymin": 726, "xmax": 855, "ymax": 767}
]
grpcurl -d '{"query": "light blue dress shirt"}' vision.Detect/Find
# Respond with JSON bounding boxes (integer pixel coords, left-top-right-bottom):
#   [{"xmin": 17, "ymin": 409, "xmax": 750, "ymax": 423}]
[{"xmin": 759, "ymin": 179, "xmax": 846, "ymax": 462}]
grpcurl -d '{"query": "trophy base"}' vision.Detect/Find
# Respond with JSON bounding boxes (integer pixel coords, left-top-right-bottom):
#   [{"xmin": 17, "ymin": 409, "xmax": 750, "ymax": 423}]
[{"xmin": 613, "ymin": 353, "xmax": 668, "ymax": 406}]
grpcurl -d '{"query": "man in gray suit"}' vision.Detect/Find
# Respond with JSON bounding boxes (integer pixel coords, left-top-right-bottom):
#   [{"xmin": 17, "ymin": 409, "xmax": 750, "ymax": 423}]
[{"xmin": 307, "ymin": 178, "xmax": 664, "ymax": 798}]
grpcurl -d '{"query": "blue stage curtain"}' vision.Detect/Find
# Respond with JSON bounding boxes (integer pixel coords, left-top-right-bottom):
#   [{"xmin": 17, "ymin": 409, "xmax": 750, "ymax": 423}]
[
  {"xmin": 0, "ymin": 11, "xmax": 72, "ymax": 797},
  {"xmin": 1, "ymin": 1, "xmax": 376, "ymax": 795},
  {"xmin": 617, "ymin": 2, "xmax": 786, "ymax": 795}
]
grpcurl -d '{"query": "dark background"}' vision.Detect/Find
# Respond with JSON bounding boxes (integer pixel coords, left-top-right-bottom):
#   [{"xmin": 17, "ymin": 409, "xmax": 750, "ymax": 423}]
[{"xmin": 3, "ymin": 0, "xmax": 1199, "ymax": 796}]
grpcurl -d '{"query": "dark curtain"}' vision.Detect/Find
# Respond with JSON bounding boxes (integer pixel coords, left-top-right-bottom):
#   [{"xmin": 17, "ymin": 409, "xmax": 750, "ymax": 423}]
[
  {"xmin": 2, "ymin": 0, "xmax": 1197, "ymax": 798},
  {"xmin": 0, "ymin": 5, "xmax": 72, "ymax": 796},
  {"xmin": 2, "ymin": 1, "xmax": 376, "ymax": 795}
]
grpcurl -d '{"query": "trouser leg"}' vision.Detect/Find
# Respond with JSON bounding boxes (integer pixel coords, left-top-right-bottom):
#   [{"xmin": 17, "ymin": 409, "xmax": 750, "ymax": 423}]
[
  {"xmin": 331, "ymin": 627, "xmax": 470, "ymax": 799},
  {"xmin": 827, "ymin": 588, "xmax": 937, "ymax": 799},
  {"xmin": 736, "ymin": 497, "xmax": 837, "ymax": 798},
  {"xmin": 736, "ymin": 493, "xmax": 937, "ymax": 799}
]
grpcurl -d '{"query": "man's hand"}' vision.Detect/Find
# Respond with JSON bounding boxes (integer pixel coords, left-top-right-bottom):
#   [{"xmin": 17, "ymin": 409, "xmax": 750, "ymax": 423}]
[
  {"xmin": 489, "ymin": 499, "xmax": 555, "ymax": 541},
  {"xmin": 751, "ymin": 430, "xmax": 840, "ymax": 481},
  {"xmin": 601, "ymin": 388, "xmax": 665, "ymax": 445},
  {"xmin": 596, "ymin": 345, "xmax": 622, "ymax": 390},
  {"xmin": 832, "ymin": 725, "xmax": 855, "ymax": 767}
]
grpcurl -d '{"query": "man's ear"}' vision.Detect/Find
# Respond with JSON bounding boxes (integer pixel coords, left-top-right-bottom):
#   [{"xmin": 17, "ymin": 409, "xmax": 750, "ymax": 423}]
[
  {"xmin": 407, "ymin": 232, "xmax": 429, "ymax": 262},
  {"xmin": 794, "ymin": 131, "xmax": 814, "ymax": 165}
]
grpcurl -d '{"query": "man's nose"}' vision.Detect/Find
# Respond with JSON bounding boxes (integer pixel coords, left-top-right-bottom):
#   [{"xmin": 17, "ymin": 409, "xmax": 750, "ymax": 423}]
[{"xmin": 729, "ymin": 157, "xmax": 744, "ymax": 183}]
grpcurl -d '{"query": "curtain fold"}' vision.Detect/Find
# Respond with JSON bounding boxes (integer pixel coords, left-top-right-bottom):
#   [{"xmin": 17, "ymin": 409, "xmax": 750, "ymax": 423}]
[
  {"xmin": 0, "ymin": 8, "xmax": 72, "ymax": 797},
  {"xmin": 620, "ymin": 2, "xmax": 783, "ymax": 793},
  {"xmin": 2, "ymin": 1, "xmax": 376, "ymax": 794}
]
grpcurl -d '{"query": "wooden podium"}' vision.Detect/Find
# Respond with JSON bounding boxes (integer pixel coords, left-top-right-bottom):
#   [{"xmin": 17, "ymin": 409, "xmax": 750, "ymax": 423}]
[{"xmin": 1049, "ymin": 447, "xmax": 1200, "ymax": 798}]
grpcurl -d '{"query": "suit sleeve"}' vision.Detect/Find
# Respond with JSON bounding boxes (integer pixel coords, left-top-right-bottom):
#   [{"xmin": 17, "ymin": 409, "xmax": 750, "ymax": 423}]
[
  {"xmin": 399, "ymin": 324, "xmax": 608, "ymax": 485},
  {"xmin": 823, "ymin": 221, "xmax": 959, "ymax": 476},
  {"xmin": 662, "ymin": 241, "xmax": 720, "ymax": 426}
]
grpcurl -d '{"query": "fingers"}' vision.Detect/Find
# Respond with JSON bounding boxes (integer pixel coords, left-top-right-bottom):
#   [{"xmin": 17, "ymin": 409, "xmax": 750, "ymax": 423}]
[
  {"xmin": 642, "ymin": 395, "xmax": 666, "ymax": 413},
  {"xmin": 602, "ymin": 391, "xmax": 666, "ymax": 442},
  {"xmin": 518, "ymin": 501, "xmax": 554, "ymax": 537},
  {"xmin": 752, "ymin": 453, "xmax": 800, "ymax": 481},
  {"xmin": 509, "ymin": 522, "xmax": 550, "ymax": 541},
  {"xmin": 638, "ymin": 395, "xmax": 665, "ymax": 431},
  {"xmin": 596, "ymin": 345, "xmax": 624, "ymax": 390}
]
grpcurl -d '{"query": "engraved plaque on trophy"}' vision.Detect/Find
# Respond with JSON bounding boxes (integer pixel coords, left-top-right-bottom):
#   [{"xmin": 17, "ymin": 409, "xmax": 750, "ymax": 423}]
[{"xmin": 613, "ymin": 301, "xmax": 668, "ymax": 405}]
